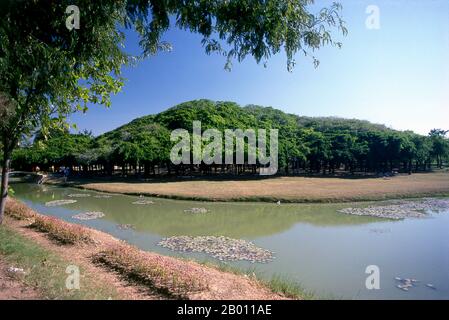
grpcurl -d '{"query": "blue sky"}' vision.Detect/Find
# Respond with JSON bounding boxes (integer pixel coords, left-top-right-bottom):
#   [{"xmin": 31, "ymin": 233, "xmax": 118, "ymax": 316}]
[{"xmin": 70, "ymin": 0, "xmax": 449, "ymax": 135}]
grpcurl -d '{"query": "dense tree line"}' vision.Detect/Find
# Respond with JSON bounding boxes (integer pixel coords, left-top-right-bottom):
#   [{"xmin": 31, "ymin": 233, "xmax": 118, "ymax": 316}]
[{"xmin": 10, "ymin": 100, "xmax": 449, "ymax": 177}]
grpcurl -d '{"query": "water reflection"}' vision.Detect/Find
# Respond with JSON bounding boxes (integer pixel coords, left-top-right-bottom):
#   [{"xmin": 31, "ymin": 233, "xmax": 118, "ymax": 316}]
[
  {"xmin": 12, "ymin": 183, "xmax": 379, "ymax": 238},
  {"xmin": 11, "ymin": 182, "xmax": 449, "ymax": 300}
]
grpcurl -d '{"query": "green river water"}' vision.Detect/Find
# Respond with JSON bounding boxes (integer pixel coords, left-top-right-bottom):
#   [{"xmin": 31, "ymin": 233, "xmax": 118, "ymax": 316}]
[{"xmin": 11, "ymin": 182, "xmax": 449, "ymax": 299}]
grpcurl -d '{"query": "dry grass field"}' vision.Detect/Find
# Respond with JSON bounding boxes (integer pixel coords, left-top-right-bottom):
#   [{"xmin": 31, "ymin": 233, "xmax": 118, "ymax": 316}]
[{"xmin": 75, "ymin": 172, "xmax": 449, "ymax": 203}]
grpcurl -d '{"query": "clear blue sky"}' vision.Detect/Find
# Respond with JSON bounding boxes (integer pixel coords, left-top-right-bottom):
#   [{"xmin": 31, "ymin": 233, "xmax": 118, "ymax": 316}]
[{"xmin": 70, "ymin": 0, "xmax": 449, "ymax": 136}]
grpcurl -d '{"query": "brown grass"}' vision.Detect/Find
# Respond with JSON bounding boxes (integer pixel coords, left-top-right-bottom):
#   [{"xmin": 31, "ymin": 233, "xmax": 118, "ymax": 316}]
[
  {"xmin": 30, "ymin": 215, "xmax": 92, "ymax": 245},
  {"xmin": 76, "ymin": 172, "xmax": 449, "ymax": 203},
  {"xmin": 5, "ymin": 199, "xmax": 92, "ymax": 245},
  {"xmin": 5, "ymin": 199, "xmax": 36, "ymax": 220},
  {"xmin": 93, "ymin": 244, "xmax": 206, "ymax": 298}
]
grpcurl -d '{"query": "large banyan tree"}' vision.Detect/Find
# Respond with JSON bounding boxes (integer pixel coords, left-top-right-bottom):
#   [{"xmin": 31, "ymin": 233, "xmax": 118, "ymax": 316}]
[
  {"xmin": 0, "ymin": 0, "xmax": 347, "ymax": 222},
  {"xmin": 11, "ymin": 99, "xmax": 449, "ymax": 178}
]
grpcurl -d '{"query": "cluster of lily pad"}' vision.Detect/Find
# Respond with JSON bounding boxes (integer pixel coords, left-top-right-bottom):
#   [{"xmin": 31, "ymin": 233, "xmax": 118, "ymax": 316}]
[
  {"xmin": 339, "ymin": 198, "xmax": 449, "ymax": 220},
  {"xmin": 132, "ymin": 199, "xmax": 154, "ymax": 205},
  {"xmin": 117, "ymin": 223, "xmax": 135, "ymax": 230},
  {"xmin": 67, "ymin": 193, "xmax": 91, "ymax": 198},
  {"xmin": 45, "ymin": 199, "xmax": 77, "ymax": 207},
  {"xmin": 158, "ymin": 236, "xmax": 274, "ymax": 263},
  {"xmin": 45, "ymin": 192, "xmax": 112, "ymax": 206},
  {"xmin": 395, "ymin": 277, "xmax": 436, "ymax": 292},
  {"xmin": 72, "ymin": 211, "xmax": 105, "ymax": 220},
  {"xmin": 183, "ymin": 207, "xmax": 209, "ymax": 214},
  {"xmin": 369, "ymin": 228, "xmax": 391, "ymax": 234},
  {"xmin": 93, "ymin": 194, "xmax": 112, "ymax": 199}
]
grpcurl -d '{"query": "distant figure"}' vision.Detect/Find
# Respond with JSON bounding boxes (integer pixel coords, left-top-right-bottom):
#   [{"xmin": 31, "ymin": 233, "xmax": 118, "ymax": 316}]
[{"xmin": 64, "ymin": 167, "xmax": 70, "ymax": 182}]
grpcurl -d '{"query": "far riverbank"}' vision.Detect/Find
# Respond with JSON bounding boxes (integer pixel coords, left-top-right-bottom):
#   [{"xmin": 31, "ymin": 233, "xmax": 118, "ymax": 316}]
[{"xmin": 47, "ymin": 172, "xmax": 449, "ymax": 203}]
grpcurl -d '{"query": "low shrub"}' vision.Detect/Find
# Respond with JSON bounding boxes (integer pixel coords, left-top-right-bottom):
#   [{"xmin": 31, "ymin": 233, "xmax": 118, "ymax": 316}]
[
  {"xmin": 31, "ymin": 215, "xmax": 92, "ymax": 245},
  {"xmin": 93, "ymin": 244, "xmax": 206, "ymax": 298},
  {"xmin": 5, "ymin": 199, "xmax": 36, "ymax": 220}
]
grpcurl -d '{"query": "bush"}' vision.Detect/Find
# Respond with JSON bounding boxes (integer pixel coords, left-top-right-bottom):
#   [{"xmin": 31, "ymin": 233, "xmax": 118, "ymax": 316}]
[
  {"xmin": 93, "ymin": 244, "xmax": 205, "ymax": 298},
  {"xmin": 31, "ymin": 215, "xmax": 92, "ymax": 245},
  {"xmin": 5, "ymin": 199, "xmax": 36, "ymax": 220}
]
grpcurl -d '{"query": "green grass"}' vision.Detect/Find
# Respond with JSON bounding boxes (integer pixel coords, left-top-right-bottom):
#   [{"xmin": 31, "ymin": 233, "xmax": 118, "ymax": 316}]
[
  {"xmin": 196, "ymin": 259, "xmax": 317, "ymax": 300},
  {"xmin": 0, "ymin": 224, "xmax": 119, "ymax": 300},
  {"xmin": 264, "ymin": 274, "xmax": 317, "ymax": 300}
]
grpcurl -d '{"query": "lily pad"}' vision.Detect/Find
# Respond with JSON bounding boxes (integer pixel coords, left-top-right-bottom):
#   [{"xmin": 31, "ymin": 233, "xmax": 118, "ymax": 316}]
[
  {"xmin": 45, "ymin": 199, "xmax": 77, "ymax": 207},
  {"xmin": 72, "ymin": 211, "xmax": 105, "ymax": 220},
  {"xmin": 158, "ymin": 236, "xmax": 274, "ymax": 263},
  {"xmin": 132, "ymin": 200, "xmax": 154, "ymax": 205},
  {"xmin": 67, "ymin": 193, "xmax": 91, "ymax": 198},
  {"xmin": 338, "ymin": 198, "xmax": 449, "ymax": 220},
  {"xmin": 117, "ymin": 224, "xmax": 135, "ymax": 230},
  {"xmin": 94, "ymin": 194, "xmax": 112, "ymax": 199},
  {"xmin": 184, "ymin": 207, "xmax": 209, "ymax": 214}
]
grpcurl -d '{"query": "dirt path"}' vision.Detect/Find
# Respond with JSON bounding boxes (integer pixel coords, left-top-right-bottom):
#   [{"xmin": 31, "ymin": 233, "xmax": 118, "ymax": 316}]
[
  {"xmin": 70, "ymin": 172, "xmax": 449, "ymax": 203},
  {"xmin": 4, "ymin": 217, "xmax": 167, "ymax": 300},
  {"xmin": 0, "ymin": 258, "xmax": 40, "ymax": 300},
  {"xmin": 3, "ymin": 200, "xmax": 287, "ymax": 300}
]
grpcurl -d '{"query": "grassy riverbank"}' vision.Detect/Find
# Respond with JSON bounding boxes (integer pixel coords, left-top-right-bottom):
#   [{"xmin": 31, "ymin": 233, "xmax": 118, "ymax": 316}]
[
  {"xmin": 0, "ymin": 198, "xmax": 296, "ymax": 300},
  {"xmin": 0, "ymin": 225, "xmax": 120, "ymax": 299},
  {"xmin": 52, "ymin": 172, "xmax": 449, "ymax": 203}
]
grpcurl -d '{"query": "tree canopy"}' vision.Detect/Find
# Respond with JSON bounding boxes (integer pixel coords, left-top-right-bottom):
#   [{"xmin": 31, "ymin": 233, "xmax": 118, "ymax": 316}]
[
  {"xmin": 0, "ymin": 0, "xmax": 347, "ymax": 221},
  {"xmin": 12, "ymin": 100, "xmax": 449, "ymax": 177}
]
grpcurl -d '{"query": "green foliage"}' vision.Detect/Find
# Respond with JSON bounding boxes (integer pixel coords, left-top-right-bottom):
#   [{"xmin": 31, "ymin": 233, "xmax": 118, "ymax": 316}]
[
  {"xmin": 0, "ymin": 0, "xmax": 346, "ymax": 151},
  {"xmin": 11, "ymin": 100, "xmax": 449, "ymax": 175},
  {"xmin": 0, "ymin": 0, "xmax": 347, "ymax": 218},
  {"xmin": 0, "ymin": 1, "xmax": 128, "ymax": 149},
  {"xmin": 265, "ymin": 274, "xmax": 316, "ymax": 299},
  {"xmin": 12, "ymin": 132, "xmax": 94, "ymax": 171},
  {"xmin": 126, "ymin": 0, "xmax": 347, "ymax": 71},
  {"xmin": 429, "ymin": 129, "xmax": 449, "ymax": 168}
]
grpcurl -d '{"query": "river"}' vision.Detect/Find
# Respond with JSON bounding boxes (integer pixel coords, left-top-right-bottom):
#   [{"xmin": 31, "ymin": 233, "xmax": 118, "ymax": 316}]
[{"xmin": 11, "ymin": 182, "xmax": 449, "ymax": 299}]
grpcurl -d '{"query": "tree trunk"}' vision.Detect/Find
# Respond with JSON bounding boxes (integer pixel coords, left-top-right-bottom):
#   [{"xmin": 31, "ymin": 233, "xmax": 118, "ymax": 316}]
[{"xmin": 0, "ymin": 150, "xmax": 12, "ymax": 225}]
